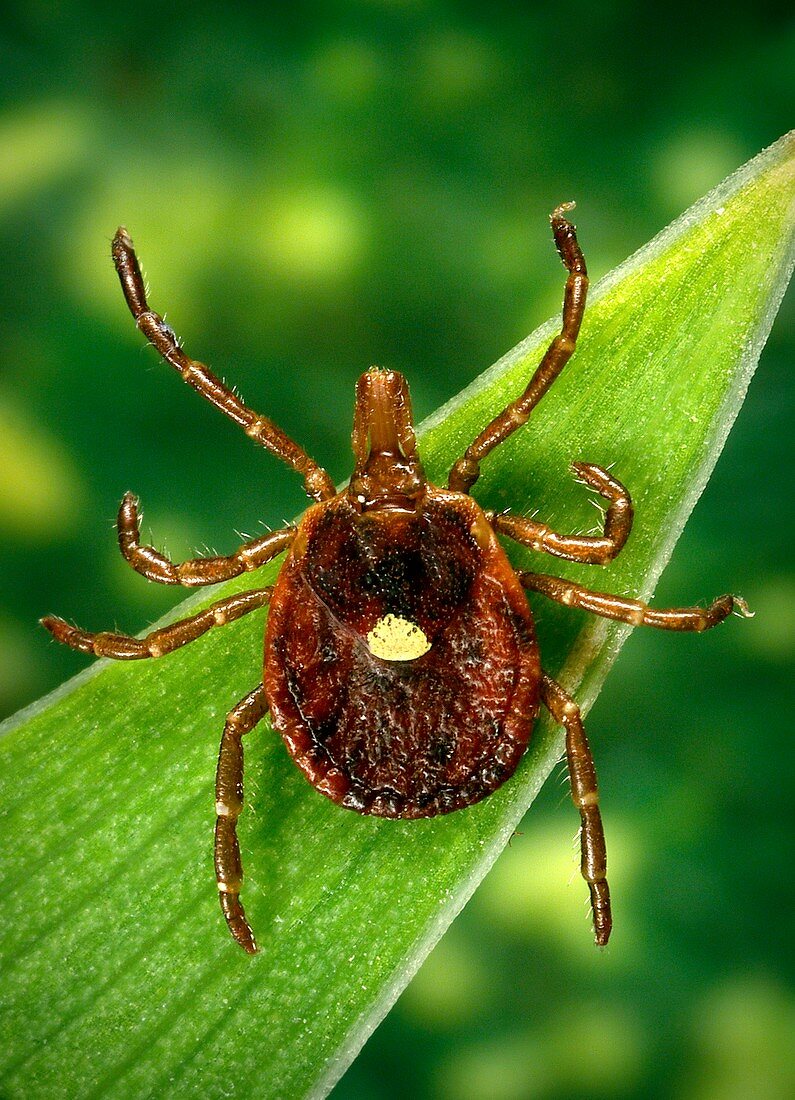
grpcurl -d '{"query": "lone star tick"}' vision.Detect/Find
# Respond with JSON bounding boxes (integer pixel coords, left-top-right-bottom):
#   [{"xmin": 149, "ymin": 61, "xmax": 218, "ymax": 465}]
[{"xmin": 42, "ymin": 205, "xmax": 751, "ymax": 954}]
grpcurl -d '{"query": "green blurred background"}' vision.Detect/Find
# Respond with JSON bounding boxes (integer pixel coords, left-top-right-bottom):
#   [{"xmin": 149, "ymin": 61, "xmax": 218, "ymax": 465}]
[{"xmin": 1, "ymin": 2, "xmax": 792, "ymax": 1097}]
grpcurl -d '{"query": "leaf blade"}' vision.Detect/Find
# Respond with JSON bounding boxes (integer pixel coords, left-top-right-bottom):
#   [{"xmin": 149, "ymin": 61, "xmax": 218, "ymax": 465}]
[{"xmin": 1, "ymin": 133, "xmax": 793, "ymax": 1100}]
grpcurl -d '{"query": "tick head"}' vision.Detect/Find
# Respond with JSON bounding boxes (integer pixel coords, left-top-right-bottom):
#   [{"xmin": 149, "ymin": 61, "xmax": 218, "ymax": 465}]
[{"xmin": 349, "ymin": 368, "xmax": 426, "ymax": 514}]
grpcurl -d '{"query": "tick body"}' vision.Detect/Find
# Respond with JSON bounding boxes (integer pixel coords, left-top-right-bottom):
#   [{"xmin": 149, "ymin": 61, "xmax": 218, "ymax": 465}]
[
  {"xmin": 266, "ymin": 481, "xmax": 540, "ymax": 820},
  {"xmin": 43, "ymin": 206, "xmax": 749, "ymax": 954}
]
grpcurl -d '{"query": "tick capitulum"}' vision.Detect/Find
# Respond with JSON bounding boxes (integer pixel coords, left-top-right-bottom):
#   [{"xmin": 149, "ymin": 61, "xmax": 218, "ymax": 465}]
[{"xmin": 42, "ymin": 206, "xmax": 751, "ymax": 954}]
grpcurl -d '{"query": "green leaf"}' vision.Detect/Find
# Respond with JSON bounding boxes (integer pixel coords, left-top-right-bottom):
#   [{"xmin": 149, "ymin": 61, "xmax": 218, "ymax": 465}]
[{"xmin": 1, "ymin": 133, "xmax": 793, "ymax": 1099}]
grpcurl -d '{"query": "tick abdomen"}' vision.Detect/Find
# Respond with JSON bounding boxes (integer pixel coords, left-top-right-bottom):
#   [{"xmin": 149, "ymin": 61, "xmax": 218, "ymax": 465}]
[{"xmin": 265, "ymin": 490, "xmax": 541, "ymax": 818}]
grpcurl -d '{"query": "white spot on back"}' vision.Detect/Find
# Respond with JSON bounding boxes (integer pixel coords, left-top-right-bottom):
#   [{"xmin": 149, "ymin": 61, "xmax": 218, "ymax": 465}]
[{"xmin": 367, "ymin": 614, "xmax": 431, "ymax": 662}]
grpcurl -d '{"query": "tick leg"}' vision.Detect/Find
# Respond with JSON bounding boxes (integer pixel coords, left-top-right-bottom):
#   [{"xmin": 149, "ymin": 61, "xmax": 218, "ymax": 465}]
[
  {"xmin": 520, "ymin": 573, "xmax": 752, "ymax": 631},
  {"xmin": 449, "ymin": 205, "xmax": 588, "ymax": 493},
  {"xmin": 117, "ymin": 492, "xmax": 294, "ymax": 586},
  {"xmin": 541, "ymin": 672, "xmax": 611, "ymax": 945},
  {"xmin": 215, "ymin": 684, "xmax": 269, "ymax": 954},
  {"xmin": 491, "ymin": 463, "xmax": 633, "ymax": 564},
  {"xmin": 112, "ymin": 228, "xmax": 335, "ymax": 503},
  {"xmin": 41, "ymin": 588, "xmax": 271, "ymax": 659}
]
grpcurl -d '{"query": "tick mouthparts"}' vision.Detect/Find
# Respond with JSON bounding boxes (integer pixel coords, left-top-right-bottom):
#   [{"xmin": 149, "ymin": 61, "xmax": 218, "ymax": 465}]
[
  {"xmin": 352, "ymin": 368, "xmax": 418, "ymax": 462},
  {"xmin": 348, "ymin": 368, "xmax": 426, "ymax": 512},
  {"xmin": 368, "ymin": 372, "xmax": 403, "ymax": 454}
]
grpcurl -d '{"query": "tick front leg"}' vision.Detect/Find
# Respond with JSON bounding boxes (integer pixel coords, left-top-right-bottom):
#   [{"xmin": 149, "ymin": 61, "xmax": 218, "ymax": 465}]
[
  {"xmin": 112, "ymin": 228, "xmax": 335, "ymax": 502},
  {"xmin": 541, "ymin": 672, "xmax": 611, "ymax": 946},
  {"xmin": 521, "ymin": 573, "xmax": 752, "ymax": 631},
  {"xmin": 41, "ymin": 588, "xmax": 271, "ymax": 659},
  {"xmin": 117, "ymin": 492, "xmax": 294, "ymax": 586},
  {"xmin": 449, "ymin": 205, "xmax": 588, "ymax": 494},
  {"xmin": 491, "ymin": 463, "xmax": 633, "ymax": 564},
  {"xmin": 215, "ymin": 684, "xmax": 269, "ymax": 954}
]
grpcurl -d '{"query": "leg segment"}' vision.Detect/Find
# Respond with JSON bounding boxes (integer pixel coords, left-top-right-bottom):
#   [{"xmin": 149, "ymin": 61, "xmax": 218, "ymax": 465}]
[
  {"xmin": 521, "ymin": 573, "xmax": 752, "ymax": 631},
  {"xmin": 491, "ymin": 463, "xmax": 633, "ymax": 564},
  {"xmin": 41, "ymin": 588, "xmax": 271, "ymax": 659},
  {"xmin": 112, "ymin": 228, "xmax": 335, "ymax": 503},
  {"xmin": 215, "ymin": 684, "xmax": 269, "ymax": 954},
  {"xmin": 117, "ymin": 492, "xmax": 294, "ymax": 586},
  {"xmin": 541, "ymin": 672, "xmax": 611, "ymax": 945},
  {"xmin": 449, "ymin": 205, "xmax": 588, "ymax": 494}
]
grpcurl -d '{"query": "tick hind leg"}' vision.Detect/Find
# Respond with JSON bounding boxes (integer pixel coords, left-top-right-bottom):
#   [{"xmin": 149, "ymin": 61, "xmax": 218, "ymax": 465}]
[
  {"xmin": 541, "ymin": 672, "xmax": 611, "ymax": 946},
  {"xmin": 215, "ymin": 684, "xmax": 269, "ymax": 954},
  {"xmin": 449, "ymin": 205, "xmax": 588, "ymax": 494}
]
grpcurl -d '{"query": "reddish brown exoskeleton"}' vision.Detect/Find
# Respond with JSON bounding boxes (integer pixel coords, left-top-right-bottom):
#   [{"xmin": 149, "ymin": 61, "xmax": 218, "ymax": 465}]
[{"xmin": 43, "ymin": 207, "xmax": 750, "ymax": 953}]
